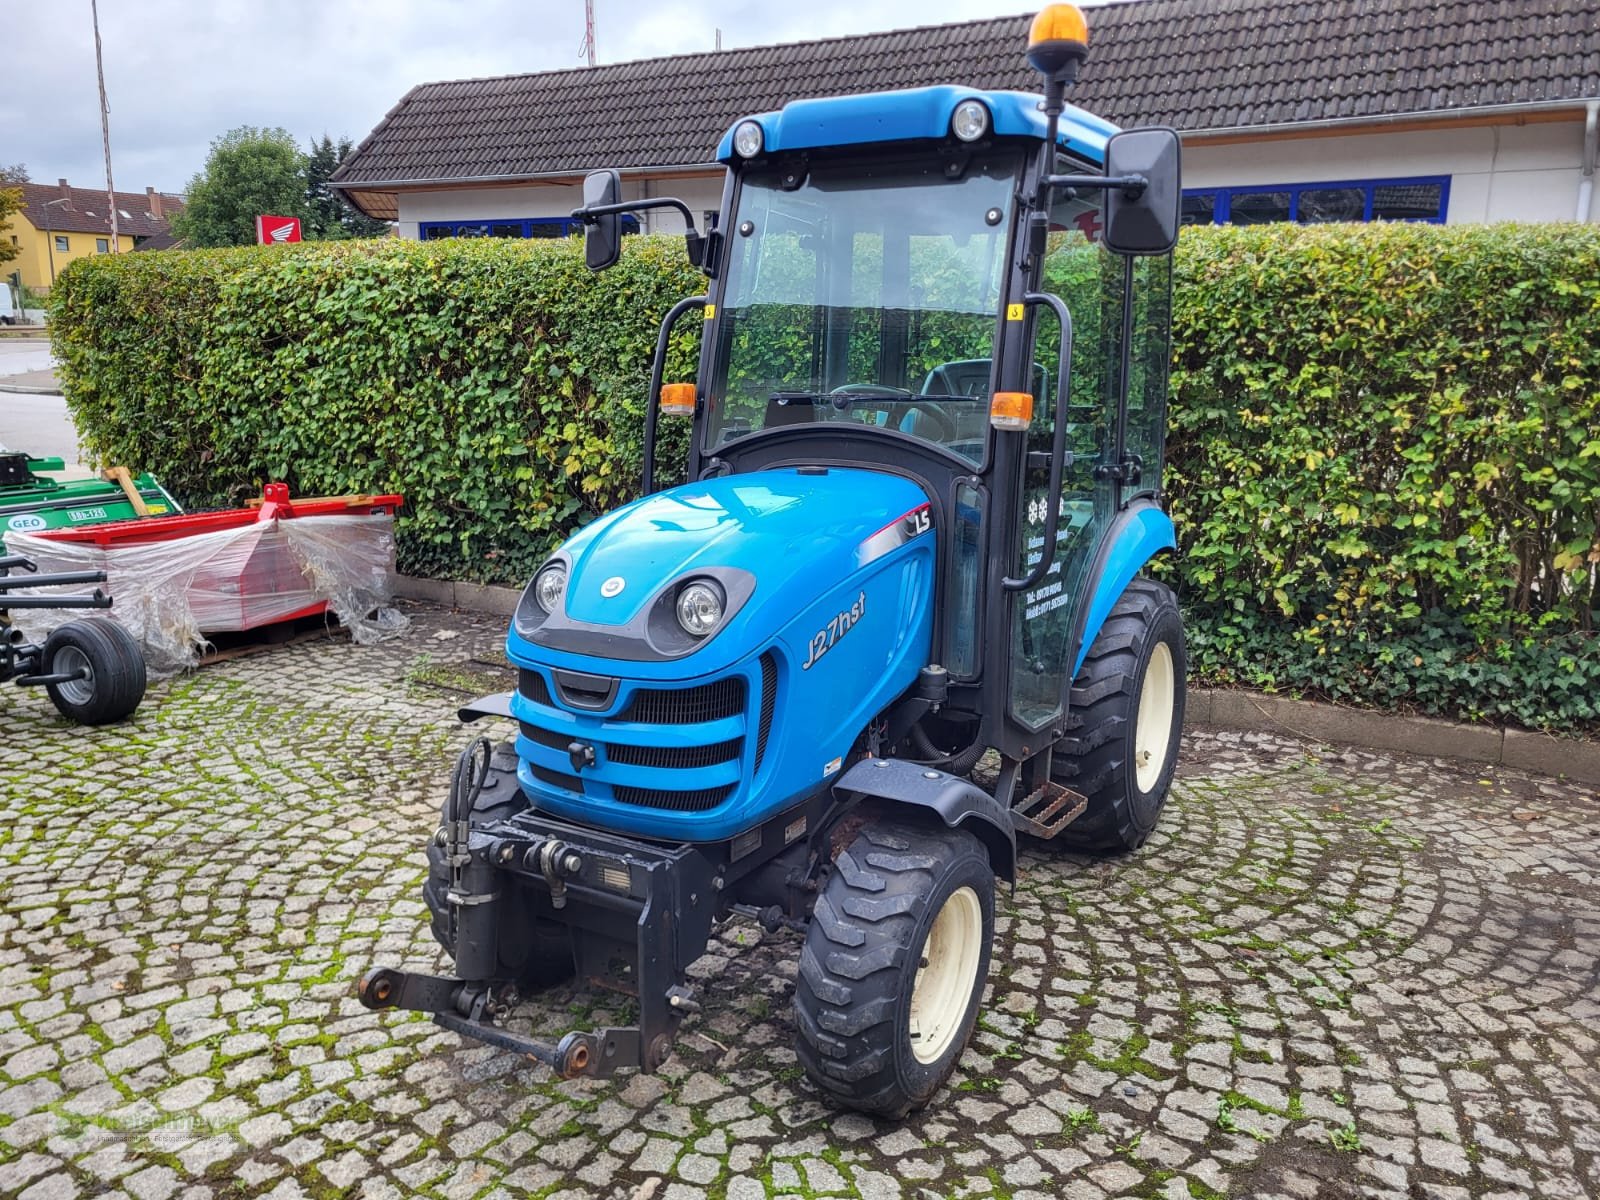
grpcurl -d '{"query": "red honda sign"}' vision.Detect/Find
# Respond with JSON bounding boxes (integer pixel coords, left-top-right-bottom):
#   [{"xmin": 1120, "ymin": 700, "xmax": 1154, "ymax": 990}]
[{"xmin": 255, "ymin": 215, "xmax": 303, "ymax": 245}]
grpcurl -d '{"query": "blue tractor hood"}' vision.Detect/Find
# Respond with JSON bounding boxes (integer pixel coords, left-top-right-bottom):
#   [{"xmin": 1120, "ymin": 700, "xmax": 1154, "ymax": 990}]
[{"xmin": 510, "ymin": 467, "xmax": 933, "ymax": 681}]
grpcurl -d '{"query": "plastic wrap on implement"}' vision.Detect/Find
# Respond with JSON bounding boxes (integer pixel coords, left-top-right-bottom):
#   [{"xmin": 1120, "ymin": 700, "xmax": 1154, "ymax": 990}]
[{"xmin": 4, "ymin": 514, "xmax": 408, "ymax": 674}]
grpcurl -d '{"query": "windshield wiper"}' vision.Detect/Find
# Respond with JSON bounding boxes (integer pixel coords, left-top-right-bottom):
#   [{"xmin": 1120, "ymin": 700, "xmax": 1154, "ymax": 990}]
[{"xmin": 768, "ymin": 391, "xmax": 983, "ymax": 407}]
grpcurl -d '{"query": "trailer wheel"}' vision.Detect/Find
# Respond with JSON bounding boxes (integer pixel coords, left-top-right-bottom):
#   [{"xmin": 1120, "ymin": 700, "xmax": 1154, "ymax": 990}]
[
  {"xmin": 795, "ymin": 821, "xmax": 994, "ymax": 1118},
  {"xmin": 1052, "ymin": 577, "xmax": 1186, "ymax": 852},
  {"xmin": 423, "ymin": 745, "xmax": 574, "ymax": 989},
  {"xmin": 42, "ymin": 617, "xmax": 146, "ymax": 726}
]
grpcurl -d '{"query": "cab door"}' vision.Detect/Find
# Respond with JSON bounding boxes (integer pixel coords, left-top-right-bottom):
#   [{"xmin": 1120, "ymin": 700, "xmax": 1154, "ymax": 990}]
[{"xmin": 1006, "ymin": 190, "xmax": 1119, "ymax": 731}]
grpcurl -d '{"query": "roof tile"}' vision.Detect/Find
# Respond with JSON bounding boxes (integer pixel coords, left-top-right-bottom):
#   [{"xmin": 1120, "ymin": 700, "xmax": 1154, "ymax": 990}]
[{"xmin": 333, "ymin": 0, "xmax": 1600, "ymax": 189}]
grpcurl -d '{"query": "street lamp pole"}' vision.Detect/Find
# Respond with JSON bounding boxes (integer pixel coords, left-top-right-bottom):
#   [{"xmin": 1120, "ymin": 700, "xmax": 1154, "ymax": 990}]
[{"xmin": 42, "ymin": 197, "xmax": 69, "ymax": 289}]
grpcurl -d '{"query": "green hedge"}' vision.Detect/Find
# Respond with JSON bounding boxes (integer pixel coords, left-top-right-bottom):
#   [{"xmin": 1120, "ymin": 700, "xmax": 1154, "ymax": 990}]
[
  {"xmin": 51, "ymin": 225, "xmax": 1599, "ymax": 729},
  {"xmin": 1167, "ymin": 224, "xmax": 1598, "ymax": 729},
  {"xmin": 50, "ymin": 237, "xmax": 704, "ymax": 584}
]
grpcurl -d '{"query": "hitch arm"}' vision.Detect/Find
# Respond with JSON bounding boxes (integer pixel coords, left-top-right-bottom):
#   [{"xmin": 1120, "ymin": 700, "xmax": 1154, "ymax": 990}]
[{"xmin": 357, "ymin": 967, "xmax": 640, "ymax": 1079}]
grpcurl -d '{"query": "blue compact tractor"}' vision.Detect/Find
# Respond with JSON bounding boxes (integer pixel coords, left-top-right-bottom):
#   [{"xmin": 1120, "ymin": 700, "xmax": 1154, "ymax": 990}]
[{"xmin": 361, "ymin": 4, "xmax": 1186, "ymax": 1117}]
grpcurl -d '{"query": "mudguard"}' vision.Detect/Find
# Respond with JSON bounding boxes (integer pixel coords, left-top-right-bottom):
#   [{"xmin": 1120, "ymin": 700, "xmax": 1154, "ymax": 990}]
[
  {"xmin": 1071, "ymin": 500, "xmax": 1176, "ymax": 678},
  {"xmin": 833, "ymin": 757, "xmax": 1016, "ymax": 882},
  {"xmin": 457, "ymin": 692, "xmax": 514, "ymax": 723}
]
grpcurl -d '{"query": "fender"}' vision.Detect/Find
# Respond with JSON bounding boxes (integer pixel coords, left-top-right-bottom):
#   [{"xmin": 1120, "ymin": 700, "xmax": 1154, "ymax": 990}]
[
  {"xmin": 832, "ymin": 757, "xmax": 1016, "ymax": 882},
  {"xmin": 1070, "ymin": 499, "xmax": 1176, "ymax": 678},
  {"xmin": 457, "ymin": 692, "xmax": 513, "ymax": 724}
]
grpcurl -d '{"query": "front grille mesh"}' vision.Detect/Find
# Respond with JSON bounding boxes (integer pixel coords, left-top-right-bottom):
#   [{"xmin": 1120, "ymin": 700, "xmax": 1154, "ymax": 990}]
[
  {"xmin": 622, "ymin": 677, "xmax": 745, "ymax": 725},
  {"xmin": 607, "ymin": 738, "xmax": 741, "ymax": 769},
  {"xmin": 519, "ymin": 669, "xmax": 553, "ymax": 706},
  {"xmin": 517, "ymin": 663, "xmax": 775, "ymax": 815},
  {"xmin": 530, "ymin": 764, "xmax": 583, "ymax": 794},
  {"xmin": 613, "ymin": 784, "xmax": 734, "ymax": 812},
  {"xmin": 755, "ymin": 653, "xmax": 778, "ymax": 770}
]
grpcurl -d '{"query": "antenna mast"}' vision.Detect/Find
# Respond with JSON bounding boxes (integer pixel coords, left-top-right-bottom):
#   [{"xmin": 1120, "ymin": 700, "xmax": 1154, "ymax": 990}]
[
  {"xmin": 91, "ymin": 0, "xmax": 119, "ymax": 252},
  {"xmin": 581, "ymin": 0, "xmax": 596, "ymax": 66}
]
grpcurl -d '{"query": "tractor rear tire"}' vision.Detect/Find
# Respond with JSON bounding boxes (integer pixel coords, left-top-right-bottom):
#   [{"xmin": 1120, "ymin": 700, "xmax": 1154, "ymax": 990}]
[
  {"xmin": 423, "ymin": 745, "xmax": 575, "ymax": 990},
  {"xmin": 794, "ymin": 821, "xmax": 994, "ymax": 1118},
  {"xmin": 1051, "ymin": 577, "xmax": 1186, "ymax": 853},
  {"xmin": 42, "ymin": 617, "xmax": 146, "ymax": 726}
]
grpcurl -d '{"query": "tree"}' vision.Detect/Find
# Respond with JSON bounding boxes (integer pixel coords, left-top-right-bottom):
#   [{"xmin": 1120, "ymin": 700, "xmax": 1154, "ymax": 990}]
[
  {"xmin": 0, "ymin": 163, "xmax": 28, "ymax": 184},
  {"xmin": 305, "ymin": 135, "xmax": 390, "ymax": 240},
  {"xmin": 172, "ymin": 127, "xmax": 309, "ymax": 248},
  {"xmin": 0, "ymin": 188, "xmax": 21, "ymax": 268}
]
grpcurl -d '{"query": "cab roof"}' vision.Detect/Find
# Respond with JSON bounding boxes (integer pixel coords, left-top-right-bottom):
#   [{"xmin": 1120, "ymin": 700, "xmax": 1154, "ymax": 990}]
[{"xmin": 716, "ymin": 85, "xmax": 1116, "ymax": 167}]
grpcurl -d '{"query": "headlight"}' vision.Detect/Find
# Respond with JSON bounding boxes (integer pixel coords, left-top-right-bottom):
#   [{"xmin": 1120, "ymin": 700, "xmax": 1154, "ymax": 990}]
[
  {"xmin": 951, "ymin": 100, "xmax": 990, "ymax": 142},
  {"xmin": 732, "ymin": 121, "xmax": 764, "ymax": 158},
  {"xmin": 533, "ymin": 564, "xmax": 567, "ymax": 613},
  {"xmin": 676, "ymin": 581, "xmax": 724, "ymax": 636}
]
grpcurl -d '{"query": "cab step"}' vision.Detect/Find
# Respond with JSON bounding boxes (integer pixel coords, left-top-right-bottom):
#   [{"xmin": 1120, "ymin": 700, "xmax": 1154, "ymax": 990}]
[{"xmin": 1010, "ymin": 780, "xmax": 1087, "ymax": 839}]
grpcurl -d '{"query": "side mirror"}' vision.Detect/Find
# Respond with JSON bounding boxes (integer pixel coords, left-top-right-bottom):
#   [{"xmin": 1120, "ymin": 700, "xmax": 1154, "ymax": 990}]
[
  {"xmin": 580, "ymin": 169, "xmax": 623, "ymax": 271},
  {"xmin": 1103, "ymin": 127, "xmax": 1181, "ymax": 255}
]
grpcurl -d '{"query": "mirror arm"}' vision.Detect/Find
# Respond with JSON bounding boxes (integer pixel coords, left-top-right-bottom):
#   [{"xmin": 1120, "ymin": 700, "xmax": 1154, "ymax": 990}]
[
  {"xmin": 570, "ymin": 197, "xmax": 705, "ymax": 266},
  {"xmin": 1002, "ymin": 291, "xmax": 1074, "ymax": 593},
  {"xmin": 1044, "ymin": 173, "xmax": 1149, "ymax": 198}
]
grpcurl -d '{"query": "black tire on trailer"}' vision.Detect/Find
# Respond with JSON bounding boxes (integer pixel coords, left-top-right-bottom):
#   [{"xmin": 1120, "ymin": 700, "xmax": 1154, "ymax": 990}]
[
  {"xmin": 42, "ymin": 617, "xmax": 147, "ymax": 726},
  {"xmin": 1051, "ymin": 577, "xmax": 1186, "ymax": 853},
  {"xmin": 423, "ymin": 743, "xmax": 575, "ymax": 989},
  {"xmin": 794, "ymin": 820, "xmax": 995, "ymax": 1119}
]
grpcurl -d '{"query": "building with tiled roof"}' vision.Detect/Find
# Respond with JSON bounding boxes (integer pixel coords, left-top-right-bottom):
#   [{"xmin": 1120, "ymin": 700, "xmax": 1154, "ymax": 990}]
[
  {"xmin": 332, "ymin": 0, "xmax": 1600, "ymax": 240},
  {"xmin": 4, "ymin": 180, "xmax": 186, "ymax": 293}
]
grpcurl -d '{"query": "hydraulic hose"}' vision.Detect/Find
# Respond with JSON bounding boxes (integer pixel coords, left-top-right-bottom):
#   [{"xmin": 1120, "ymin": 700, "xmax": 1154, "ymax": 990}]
[{"xmin": 908, "ymin": 723, "xmax": 986, "ymax": 776}]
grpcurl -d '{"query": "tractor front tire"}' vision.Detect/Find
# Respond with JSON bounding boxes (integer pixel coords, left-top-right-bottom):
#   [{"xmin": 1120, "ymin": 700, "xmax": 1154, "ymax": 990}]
[
  {"xmin": 423, "ymin": 745, "xmax": 575, "ymax": 990},
  {"xmin": 42, "ymin": 617, "xmax": 146, "ymax": 726},
  {"xmin": 795, "ymin": 821, "xmax": 994, "ymax": 1118},
  {"xmin": 1052, "ymin": 577, "xmax": 1186, "ymax": 853}
]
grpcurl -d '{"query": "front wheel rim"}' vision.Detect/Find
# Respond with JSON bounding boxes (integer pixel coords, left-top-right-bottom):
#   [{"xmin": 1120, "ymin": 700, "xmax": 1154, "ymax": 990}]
[
  {"xmin": 1133, "ymin": 641, "xmax": 1176, "ymax": 793},
  {"xmin": 908, "ymin": 885, "xmax": 983, "ymax": 1064},
  {"xmin": 53, "ymin": 644, "xmax": 94, "ymax": 706}
]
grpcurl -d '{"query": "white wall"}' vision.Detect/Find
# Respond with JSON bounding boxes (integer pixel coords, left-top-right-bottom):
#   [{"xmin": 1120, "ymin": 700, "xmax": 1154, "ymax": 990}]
[
  {"xmin": 390, "ymin": 118, "xmax": 1595, "ymax": 237},
  {"xmin": 394, "ymin": 173, "xmax": 728, "ymax": 239},
  {"xmin": 1185, "ymin": 118, "xmax": 1596, "ymax": 224}
]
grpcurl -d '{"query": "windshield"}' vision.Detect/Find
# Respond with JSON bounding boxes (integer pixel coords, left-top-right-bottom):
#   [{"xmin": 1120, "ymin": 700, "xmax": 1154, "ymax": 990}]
[{"xmin": 707, "ymin": 150, "xmax": 1024, "ymax": 464}]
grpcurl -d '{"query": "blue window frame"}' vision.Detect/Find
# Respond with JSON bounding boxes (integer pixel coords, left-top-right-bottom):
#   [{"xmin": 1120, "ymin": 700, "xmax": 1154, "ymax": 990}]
[
  {"xmin": 417, "ymin": 215, "xmax": 642, "ymax": 241},
  {"xmin": 1181, "ymin": 176, "xmax": 1450, "ymax": 227}
]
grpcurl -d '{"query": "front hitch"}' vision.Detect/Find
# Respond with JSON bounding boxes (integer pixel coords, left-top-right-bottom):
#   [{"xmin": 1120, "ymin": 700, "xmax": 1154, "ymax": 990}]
[
  {"xmin": 358, "ymin": 795, "xmax": 721, "ymax": 1079},
  {"xmin": 357, "ymin": 966, "xmax": 636, "ymax": 1076}
]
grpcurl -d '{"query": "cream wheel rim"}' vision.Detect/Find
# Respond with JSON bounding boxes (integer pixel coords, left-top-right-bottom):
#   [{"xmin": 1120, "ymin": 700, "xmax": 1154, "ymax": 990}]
[
  {"xmin": 1134, "ymin": 641, "xmax": 1176, "ymax": 794},
  {"xmin": 908, "ymin": 885, "xmax": 983, "ymax": 1064}
]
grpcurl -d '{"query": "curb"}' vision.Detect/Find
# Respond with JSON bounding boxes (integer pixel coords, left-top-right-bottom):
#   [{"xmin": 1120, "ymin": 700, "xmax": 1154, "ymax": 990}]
[
  {"xmin": 0, "ymin": 381, "xmax": 60, "ymax": 395},
  {"xmin": 395, "ymin": 573, "xmax": 1600, "ymax": 788}
]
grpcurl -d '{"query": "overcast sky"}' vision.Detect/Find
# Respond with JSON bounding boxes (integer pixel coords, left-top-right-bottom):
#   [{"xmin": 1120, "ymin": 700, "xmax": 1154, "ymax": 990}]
[{"xmin": 4, "ymin": 0, "xmax": 1135, "ymax": 195}]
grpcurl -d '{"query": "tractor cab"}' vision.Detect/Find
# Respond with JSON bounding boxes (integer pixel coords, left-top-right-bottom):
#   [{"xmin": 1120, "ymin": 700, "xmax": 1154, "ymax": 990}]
[
  {"xmin": 361, "ymin": 3, "xmax": 1188, "ymax": 1120},
  {"xmin": 580, "ymin": 78, "xmax": 1180, "ymax": 780}
]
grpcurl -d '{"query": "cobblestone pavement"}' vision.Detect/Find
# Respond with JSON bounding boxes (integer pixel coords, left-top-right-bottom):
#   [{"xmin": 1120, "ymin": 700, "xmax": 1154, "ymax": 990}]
[{"xmin": 2, "ymin": 604, "xmax": 1596, "ymax": 1200}]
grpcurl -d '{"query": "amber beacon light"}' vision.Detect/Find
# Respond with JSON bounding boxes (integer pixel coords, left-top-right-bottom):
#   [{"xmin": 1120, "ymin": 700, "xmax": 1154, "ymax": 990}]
[
  {"xmin": 989, "ymin": 391, "xmax": 1035, "ymax": 432},
  {"xmin": 1027, "ymin": 4, "xmax": 1090, "ymax": 84},
  {"xmin": 659, "ymin": 382, "xmax": 697, "ymax": 416}
]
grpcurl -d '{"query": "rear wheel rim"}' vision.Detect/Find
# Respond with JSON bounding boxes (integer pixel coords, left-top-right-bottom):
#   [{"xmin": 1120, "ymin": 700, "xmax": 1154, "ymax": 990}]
[
  {"xmin": 1134, "ymin": 641, "xmax": 1175, "ymax": 793},
  {"xmin": 53, "ymin": 644, "xmax": 94, "ymax": 707},
  {"xmin": 908, "ymin": 885, "xmax": 983, "ymax": 1064}
]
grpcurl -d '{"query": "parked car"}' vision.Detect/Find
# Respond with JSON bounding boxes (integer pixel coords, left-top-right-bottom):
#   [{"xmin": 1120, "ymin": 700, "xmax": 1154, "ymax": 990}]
[{"xmin": 0, "ymin": 284, "xmax": 17, "ymax": 326}]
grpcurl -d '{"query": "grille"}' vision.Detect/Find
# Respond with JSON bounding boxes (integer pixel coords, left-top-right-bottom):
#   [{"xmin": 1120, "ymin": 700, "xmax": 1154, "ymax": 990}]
[
  {"xmin": 755, "ymin": 653, "xmax": 778, "ymax": 770},
  {"xmin": 519, "ymin": 669, "xmax": 553, "ymax": 706},
  {"xmin": 531, "ymin": 764, "xmax": 584, "ymax": 794},
  {"xmin": 519, "ymin": 722, "xmax": 571, "ymax": 753},
  {"xmin": 607, "ymin": 738, "xmax": 741, "ymax": 769},
  {"xmin": 613, "ymin": 784, "xmax": 734, "ymax": 812},
  {"xmin": 622, "ymin": 677, "xmax": 745, "ymax": 725}
]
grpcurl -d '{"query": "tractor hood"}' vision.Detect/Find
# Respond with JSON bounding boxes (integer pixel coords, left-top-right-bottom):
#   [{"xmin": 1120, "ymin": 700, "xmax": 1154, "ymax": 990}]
[{"xmin": 509, "ymin": 467, "xmax": 932, "ymax": 679}]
